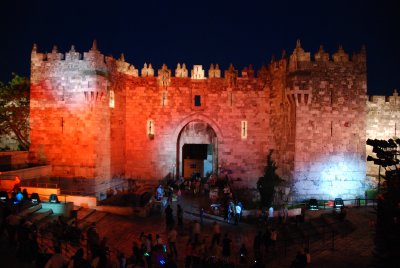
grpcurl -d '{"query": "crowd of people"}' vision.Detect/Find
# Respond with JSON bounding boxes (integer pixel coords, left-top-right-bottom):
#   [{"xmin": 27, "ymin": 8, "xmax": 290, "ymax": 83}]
[{"xmin": 0, "ymin": 174, "xmax": 314, "ymax": 268}]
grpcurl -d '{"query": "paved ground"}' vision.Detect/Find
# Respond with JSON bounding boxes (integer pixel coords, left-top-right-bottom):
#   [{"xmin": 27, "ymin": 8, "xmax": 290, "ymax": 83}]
[{"xmin": 0, "ymin": 190, "xmax": 376, "ymax": 267}]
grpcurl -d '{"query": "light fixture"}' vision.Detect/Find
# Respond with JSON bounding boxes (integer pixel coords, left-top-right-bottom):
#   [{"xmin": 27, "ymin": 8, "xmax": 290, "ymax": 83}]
[{"xmin": 49, "ymin": 194, "xmax": 59, "ymax": 203}]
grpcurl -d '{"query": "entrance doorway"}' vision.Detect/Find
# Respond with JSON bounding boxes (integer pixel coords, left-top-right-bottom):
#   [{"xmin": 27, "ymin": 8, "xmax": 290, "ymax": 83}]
[
  {"xmin": 177, "ymin": 120, "xmax": 218, "ymax": 179},
  {"xmin": 182, "ymin": 144, "xmax": 213, "ymax": 179}
]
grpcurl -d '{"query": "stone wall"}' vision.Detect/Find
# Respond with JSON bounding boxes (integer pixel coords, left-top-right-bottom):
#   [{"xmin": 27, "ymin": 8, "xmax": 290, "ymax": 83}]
[
  {"xmin": 121, "ymin": 74, "xmax": 270, "ymax": 185},
  {"xmin": 286, "ymin": 43, "xmax": 368, "ymax": 200},
  {"xmin": 28, "ymin": 40, "xmax": 372, "ymax": 200},
  {"xmin": 29, "ymin": 42, "xmax": 111, "ymax": 186},
  {"xmin": 366, "ymin": 91, "xmax": 400, "ymax": 177}
]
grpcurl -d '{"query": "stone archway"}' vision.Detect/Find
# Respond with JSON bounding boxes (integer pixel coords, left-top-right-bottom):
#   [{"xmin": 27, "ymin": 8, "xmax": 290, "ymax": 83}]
[{"xmin": 176, "ymin": 120, "xmax": 218, "ymax": 179}]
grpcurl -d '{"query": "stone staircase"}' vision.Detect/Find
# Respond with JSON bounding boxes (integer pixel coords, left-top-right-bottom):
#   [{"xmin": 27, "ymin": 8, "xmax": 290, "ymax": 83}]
[{"xmin": 14, "ymin": 202, "xmax": 110, "ymax": 260}]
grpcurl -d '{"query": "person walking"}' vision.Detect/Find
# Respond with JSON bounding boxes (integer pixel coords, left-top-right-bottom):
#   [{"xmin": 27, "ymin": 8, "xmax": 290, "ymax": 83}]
[
  {"xmin": 167, "ymin": 227, "xmax": 178, "ymax": 259},
  {"xmin": 253, "ymin": 230, "xmax": 263, "ymax": 261},
  {"xmin": 177, "ymin": 204, "xmax": 183, "ymax": 227}
]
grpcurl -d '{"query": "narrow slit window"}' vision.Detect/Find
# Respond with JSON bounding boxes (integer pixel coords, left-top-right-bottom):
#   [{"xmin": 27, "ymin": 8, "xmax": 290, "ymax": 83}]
[
  {"xmin": 147, "ymin": 120, "xmax": 155, "ymax": 136},
  {"xmin": 241, "ymin": 120, "xmax": 248, "ymax": 139},
  {"xmin": 194, "ymin": 95, "xmax": 201, "ymax": 107},
  {"xmin": 228, "ymin": 92, "xmax": 233, "ymax": 106},
  {"xmin": 109, "ymin": 90, "xmax": 115, "ymax": 108},
  {"xmin": 162, "ymin": 91, "xmax": 168, "ymax": 107}
]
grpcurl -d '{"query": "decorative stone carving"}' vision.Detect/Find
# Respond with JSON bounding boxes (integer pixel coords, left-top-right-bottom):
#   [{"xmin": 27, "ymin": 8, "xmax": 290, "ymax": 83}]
[
  {"xmin": 175, "ymin": 63, "xmax": 188, "ymax": 78},
  {"xmin": 147, "ymin": 64, "xmax": 154, "ymax": 77},
  {"xmin": 175, "ymin": 63, "xmax": 182, "ymax": 77},
  {"xmin": 352, "ymin": 45, "xmax": 366, "ymax": 63},
  {"xmin": 242, "ymin": 64, "xmax": 255, "ymax": 79},
  {"xmin": 181, "ymin": 63, "xmax": 188, "ymax": 78},
  {"xmin": 314, "ymin": 45, "xmax": 330, "ymax": 62},
  {"xmin": 208, "ymin": 64, "xmax": 215, "ymax": 78},
  {"xmin": 141, "ymin": 63, "xmax": 148, "ymax": 77},
  {"xmin": 65, "ymin": 45, "xmax": 80, "ymax": 61},
  {"xmin": 225, "ymin": 64, "xmax": 238, "ymax": 87},
  {"xmin": 257, "ymin": 65, "xmax": 268, "ymax": 81},
  {"xmin": 289, "ymin": 39, "xmax": 311, "ymax": 71},
  {"xmin": 47, "ymin": 45, "xmax": 63, "ymax": 61},
  {"xmin": 158, "ymin": 64, "xmax": 171, "ymax": 87},
  {"xmin": 209, "ymin": 64, "xmax": 221, "ymax": 78},
  {"xmin": 191, "ymin": 65, "xmax": 205, "ymax": 79},
  {"xmin": 241, "ymin": 66, "xmax": 248, "ymax": 78},
  {"xmin": 332, "ymin": 45, "xmax": 349, "ymax": 62},
  {"xmin": 215, "ymin": 64, "xmax": 221, "ymax": 78},
  {"xmin": 116, "ymin": 54, "xmax": 138, "ymax": 77},
  {"xmin": 141, "ymin": 63, "xmax": 155, "ymax": 77},
  {"xmin": 91, "ymin": 40, "xmax": 98, "ymax": 51}
]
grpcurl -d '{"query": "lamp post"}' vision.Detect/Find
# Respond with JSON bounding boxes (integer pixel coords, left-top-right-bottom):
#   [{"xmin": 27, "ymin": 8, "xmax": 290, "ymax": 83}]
[
  {"xmin": 172, "ymin": 164, "xmax": 176, "ymax": 180},
  {"xmin": 378, "ymin": 164, "xmax": 381, "ymax": 192}
]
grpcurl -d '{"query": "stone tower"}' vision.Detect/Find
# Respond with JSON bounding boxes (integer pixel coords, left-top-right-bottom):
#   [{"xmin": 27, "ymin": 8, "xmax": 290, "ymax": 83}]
[
  {"xmin": 28, "ymin": 40, "xmax": 370, "ymax": 201},
  {"xmin": 283, "ymin": 41, "xmax": 368, "ymax": 200},
  {"xmin": 29, "ymin": 41, "xmax": 113, "ymax": 192}
]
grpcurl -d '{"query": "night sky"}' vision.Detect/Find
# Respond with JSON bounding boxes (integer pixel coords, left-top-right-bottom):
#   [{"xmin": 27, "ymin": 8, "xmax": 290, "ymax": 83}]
[{"xmin": 0, "ymin": 0, "xmax": 399, "ymax": 96}]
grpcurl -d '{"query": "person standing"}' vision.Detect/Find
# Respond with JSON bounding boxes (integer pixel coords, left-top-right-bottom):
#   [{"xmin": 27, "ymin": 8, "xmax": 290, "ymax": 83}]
[
  {"xmin": 165, "ymin": 205, "xmax": 174, "ymax": 229},
  {"xmin": 253, "ymin": 230, "xmax": 262, "ymax": 261},
  {"xmin": 192, "ymin": 220, "xmax": 201, "ymax": 244},
  {"xmin": 211, "ymin": 221, "xmax": 221, "ymax": 246},
  {"xmin": 263, "ymin": 228, "xmax": 271, "ymax": 255},
  {"xmin": 222, "ymin": 233, "xmax": 232, "ymax": 263},
  {"xmin": 177, "ymin": 204, "xmax": 183, "ymax": 227},
  {"xmin": 45, "ymin": 246, "xmax": 67, "ymax": 268},
  {"xmin": 268, "ymin": 206, "xmax": 274, "ymax": 224},
  {"xmin": 167, "ymin": 227, "xmax": 178, "ymax": 259},
  {"xmin": 235, "ymin": 202, "xmax": 242, "ymax": 225},
  {"xmin": 239, "ymin": 243, "xmax": 248, "ymax": 264},
  {"xmin": 199, "ymin": 208, "xmax": 204, "ymax": 225},
  {"xmin": 270, "ymin": 228, "xmax": 278, "ymax": 253}
]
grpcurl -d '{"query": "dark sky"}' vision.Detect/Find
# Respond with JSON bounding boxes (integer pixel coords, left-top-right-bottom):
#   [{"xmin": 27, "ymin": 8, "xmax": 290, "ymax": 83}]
[{"xmin": 0, "ymin": 0, "xmax": 399, "ymax": 96}]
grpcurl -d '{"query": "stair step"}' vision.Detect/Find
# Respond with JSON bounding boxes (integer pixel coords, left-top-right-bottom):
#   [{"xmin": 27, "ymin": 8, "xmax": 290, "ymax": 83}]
[
  {"xmin": 31, "ymin": 209, "xmax": 53, "ymax": 223},
  {"xmin": 80, "ymin": 211, "xmax": 108, "ymax": 232},
  {"xmin": 20, "ymin": 204, "xmax": 42, "ymax": 217},
  {"xmin": 36, "ymin": 214, "xmax": 60, "ymax": 229},
  {"xmin": 77, "ymin": 208, "xmax": 96, "ymax": 222}
]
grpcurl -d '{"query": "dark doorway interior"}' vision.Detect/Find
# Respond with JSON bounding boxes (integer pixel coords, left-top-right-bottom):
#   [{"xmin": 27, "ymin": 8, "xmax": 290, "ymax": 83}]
[{"xmin": 182, "ymin": 144, "xmax": 213, "ymax": 179}]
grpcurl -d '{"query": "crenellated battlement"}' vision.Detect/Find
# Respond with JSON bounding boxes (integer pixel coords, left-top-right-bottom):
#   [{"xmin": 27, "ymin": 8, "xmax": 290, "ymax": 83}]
[
  {"xmin": 31, "ymin": 40, "xmax": 366, "ymax": 88},
  {"xmin": 368, "ymin": 89, "xmax": 400, "ymax": 105},
  {"xmin": 288, "ymin": 39, "xmax": 366, "ymax": 73},
  {"xmin": 28, "ymin": 39, "xmax": 371, "ymax": 201}
]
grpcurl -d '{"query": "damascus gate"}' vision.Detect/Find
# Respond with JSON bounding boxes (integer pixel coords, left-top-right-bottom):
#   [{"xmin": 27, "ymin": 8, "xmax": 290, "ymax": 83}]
[{"xmin": 28, "ymin": 40, "xmax": 372, "ymax": 201}]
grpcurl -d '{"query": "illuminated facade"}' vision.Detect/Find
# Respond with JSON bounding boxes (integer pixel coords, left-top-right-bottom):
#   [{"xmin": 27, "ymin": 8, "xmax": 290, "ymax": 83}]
[{"xmin": 29, "ymin": 40, "xmax": 373, "ymax": 200}]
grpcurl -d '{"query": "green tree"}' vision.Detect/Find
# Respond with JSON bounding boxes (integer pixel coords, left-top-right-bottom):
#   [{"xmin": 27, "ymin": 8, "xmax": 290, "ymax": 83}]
[
  {"xmin": 0, "ymin": 74, "xmax": 30, "ymax": 150},
  {"xmin": 257, "ymin": 150, "xmax": 283, "ymax": 209},
  {"xmin": 367, "ymin": 138, "xmax": 400, "ymax": 267}
]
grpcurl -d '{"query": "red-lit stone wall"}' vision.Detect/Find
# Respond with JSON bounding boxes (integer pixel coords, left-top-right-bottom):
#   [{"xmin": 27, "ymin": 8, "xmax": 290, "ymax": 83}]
[
  {"xmin": 366, "ymin": 92, "xmax": 400, "ymax": 178},
  {"xmin": 121, "ymin": 76, "xmax": 270, "ymax": 184},
  {"xmin": 286, "ymin": 44, "xmax": 368, "ymax": 200},
  {"xmin": 28, "ymin": 41, "xmax": 370, "ymax": 200},
  {"xmin": 29, "ymin": 44, "xmax": 112, "ymax": 189}
]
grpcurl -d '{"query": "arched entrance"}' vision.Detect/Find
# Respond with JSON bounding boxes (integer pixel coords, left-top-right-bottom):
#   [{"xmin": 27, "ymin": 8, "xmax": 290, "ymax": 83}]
[{"xmin": 176, "ymin": 120, "xmax": 218, "ymax": 179}]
